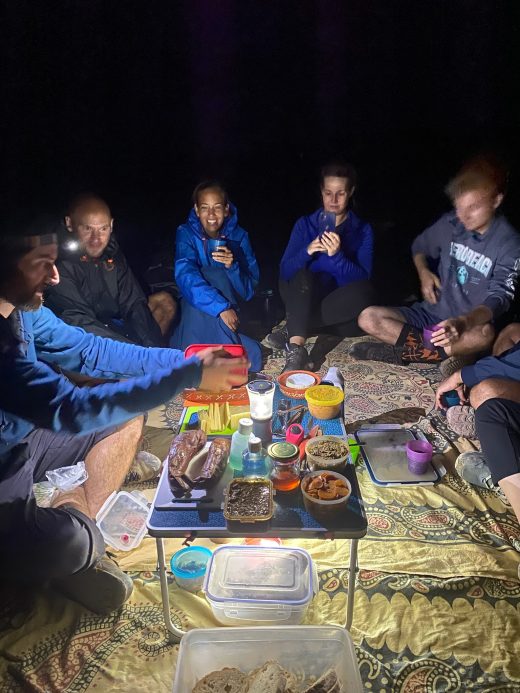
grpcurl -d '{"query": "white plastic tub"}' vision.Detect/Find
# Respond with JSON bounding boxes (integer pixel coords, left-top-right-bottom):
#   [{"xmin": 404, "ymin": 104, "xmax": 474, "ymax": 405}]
[
  {"xmin": 203, "ymin": 545, "xmax": 316, "ymax": 626},
  {"xmin": 172, "ymin": 626, "xmax": 363, "ymax": 692}
]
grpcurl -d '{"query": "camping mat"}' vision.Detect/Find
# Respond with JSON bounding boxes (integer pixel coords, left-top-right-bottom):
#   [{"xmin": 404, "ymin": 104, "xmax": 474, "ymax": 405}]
[{"xmin": 1, "ymin": 337, "xmax": 520, "ymax": 692}]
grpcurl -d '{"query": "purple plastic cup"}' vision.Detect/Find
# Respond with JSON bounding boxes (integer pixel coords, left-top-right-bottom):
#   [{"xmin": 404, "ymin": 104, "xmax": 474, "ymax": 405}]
[
  {"xmin": 423, "ymin": 323, "xmax": 442, "ymax": 349},
  {"xmin": 406, "ymin": 439, "xmax": 433, "ymax": 475}
]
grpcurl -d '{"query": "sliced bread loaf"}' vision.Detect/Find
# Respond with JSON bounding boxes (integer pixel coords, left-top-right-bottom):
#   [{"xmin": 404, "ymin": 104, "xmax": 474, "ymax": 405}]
[{"xmin": 192, "ymin": 667, "xmax": 248, "ymax": 693}]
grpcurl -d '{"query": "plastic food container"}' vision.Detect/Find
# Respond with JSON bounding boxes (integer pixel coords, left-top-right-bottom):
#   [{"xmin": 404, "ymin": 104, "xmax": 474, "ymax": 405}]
[
  {"xmin": 95, "ymin": 490, "xmax": 149, "ymax": 551},
  {"xmin": 305, "ymin": 435, "xmax": 351, "ymax": 471},
  {"xmin": 172, "ymin": 626, "xmax": 363, "ymax": 693},
  {"xmin": 223, "ymin": 478, "xmax": 274, "ymax": 523},
  {"xmin": 184, "ymin": 344, "xmax": 246, "ymax": 359},
  {"xmin": 305, "ymin": 385, "xmax": 344, "ymax": 419},
  {"xmin": 170, "ymin": 546, "xmax": 212, "ymax": 592},
  {"xmin": 301, "ymin": 470, "xmax": 351, "ymax": 520},
  {"xmin": 277, "ymin": 370, "xmax": 321, "ymax": 399},
  {"xmin": 203, "ymin": 545, "xmax": 316, "ymax": 626},
  {"xmin": 406, "ymin": 440, "xmax": 433, "ymax": 475}
]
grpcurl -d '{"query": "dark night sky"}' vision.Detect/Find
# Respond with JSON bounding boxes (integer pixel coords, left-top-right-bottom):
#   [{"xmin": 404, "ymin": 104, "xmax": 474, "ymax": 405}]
[{"xmin": 2, "ymin": 0, "xmax": 520, "ymax": 296}]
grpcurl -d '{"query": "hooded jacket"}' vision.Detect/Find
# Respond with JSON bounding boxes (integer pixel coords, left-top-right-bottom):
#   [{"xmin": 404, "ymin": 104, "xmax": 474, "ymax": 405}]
[
  {"xmin": 174, "ymin": 205, "xmax": 260, "ymax": 317},
  {"xmin": 45, "ymin": 235, "xmax": 163, "ymax": 347},
  {"xmin": 280, "ymin": 209, "xmax": 373, "ymax": 290},
  {"xmin": 0, "ymin": 307, "xmax": 201, "ymax": 457}
]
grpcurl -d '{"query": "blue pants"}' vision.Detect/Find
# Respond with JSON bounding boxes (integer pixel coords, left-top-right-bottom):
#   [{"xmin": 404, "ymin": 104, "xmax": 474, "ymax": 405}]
[{"xmin": 170, "ymin": 267, "xmax": 262, "ymax": 372}]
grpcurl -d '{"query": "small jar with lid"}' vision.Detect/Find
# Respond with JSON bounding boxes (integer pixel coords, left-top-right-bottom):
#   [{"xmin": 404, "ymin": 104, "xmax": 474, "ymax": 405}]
[{"xmin": 268, "ymin": 442, "xmax": 301, "ymax": 492}]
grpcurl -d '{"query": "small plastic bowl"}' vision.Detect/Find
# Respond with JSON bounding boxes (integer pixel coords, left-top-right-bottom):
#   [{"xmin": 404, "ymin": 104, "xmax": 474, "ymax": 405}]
[
  {"xmin": 406, "ymin": 440, "xmax": 433, "ymax": 475},
  {"xmin": 443, "ymin": 390, "xmax": 460, "ymax": 408},
  {"xmin": 423, "ymin": 323, "xmax": 442, "ymax": 349},
  {"xmin": 277, "ymin": 370, "xmax": 321, "ymax": 399},
  {"xmin": 304, "ymin": 385, "xmax": 344, "ymax": 420},
  {"xmin": 301, "ymin": 470, "xmax": 351, "ymax": 519},
  {"xmin": 170, "ymin": 546, "xmax": 212, "ymax": 592},
  {"xmin": 305, "ymin": 435, "xmax": 351, "ymax": 471}
]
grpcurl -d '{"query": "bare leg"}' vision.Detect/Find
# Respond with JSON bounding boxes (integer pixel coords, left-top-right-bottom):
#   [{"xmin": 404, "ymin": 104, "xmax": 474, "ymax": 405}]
[
  {"xmin": 446, "ymin": 323, "xmax": 495, "ymax": 357},
  {"xmin": 493, "ymin": 322, "xmax": 520, "ymax": 356},
  {"xmin": 469, "ymin": 378, "xmax": 520, "ymax": 410},
  {"xmin": 52, "ymin": 416, "xmax": 144, "ymax": 518},
  {"xmin": 499, "ymin": 473, "xmax": 520, "ymax": 525},
  {"xmin": 148, "ymin": 291, "xmax": 177, "ymax": 336},
  {"xmin": 289, "ymin": 336, "xmax": 305, "ymax": 346},
  {"xmin": 357, "ymin": 306, "xmax": 406, "ymax": 345}
]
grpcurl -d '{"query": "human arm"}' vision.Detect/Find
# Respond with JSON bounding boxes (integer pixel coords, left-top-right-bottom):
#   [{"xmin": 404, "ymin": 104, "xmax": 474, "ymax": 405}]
[
  {"xmin": 430, "ymin": 305, "xmax": 493, "ymax": 348},
  {"xmin": 221, "ymin": 229, "xmax": 260, "ymax": 301},
  {"xmin": 434, "ymin": 369, "xmax": 468, "ymax": 410},
  {"xmin": 280, "ymin": 217, "xmax": 318, "ymax": 282},
  {"xmin": 413, "ymin": 253, "xmax": 441, "ymax": 304},
  {"xmin": 314, "ymin": 222, "xmax": 374, "ymax": 285},
  {"xmin": 460, "ymin": 341, "xmax": 520, "ymax": 388},
  {"xmin": 174, "ymin": 226, "xmax": 231, "ymax": 317},
  {"xmin": 411, "ymin": 217, "xmax": 446, "ymax": 304}
]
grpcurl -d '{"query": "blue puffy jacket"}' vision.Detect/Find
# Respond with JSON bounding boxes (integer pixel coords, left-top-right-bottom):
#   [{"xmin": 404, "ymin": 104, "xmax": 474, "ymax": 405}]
[
  {"xmin": 280, "ymin": 209, "xmax": 373, "ymax": 289},
  {"xmin": 0, "ymin": 308, "xmax": 201, "ymax": 456},
  {"xmin": 174, "ymin": 205, "xmax": 260, "ymax": 316}
]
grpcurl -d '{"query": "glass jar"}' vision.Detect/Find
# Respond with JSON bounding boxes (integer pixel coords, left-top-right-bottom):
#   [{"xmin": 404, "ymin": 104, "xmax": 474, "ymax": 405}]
[{"xmin": 268, "ymin": 442, "xmax": 300, "ymax": 492}]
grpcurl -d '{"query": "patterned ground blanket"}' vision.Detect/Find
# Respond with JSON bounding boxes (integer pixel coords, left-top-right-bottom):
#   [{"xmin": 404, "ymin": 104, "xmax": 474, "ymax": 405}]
[{"xmin": 1, "ymin": 337, "xmax": 519, "ymax": 692}]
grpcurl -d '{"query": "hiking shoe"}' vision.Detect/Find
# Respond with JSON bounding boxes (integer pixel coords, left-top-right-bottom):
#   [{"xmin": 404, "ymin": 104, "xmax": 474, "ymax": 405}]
[
  {"xmin": 446, "ymin": 405, "xmax": 476, "ymax": 438},
  {"xmin": 265, "ymin": 327, "xmax": 288, "ymax": 351},
  {"xmin": 349, "ymin": 341, "xmax": 402, "ymax": 365},
  {"xmin": 455, "ymin": 451, "xmax": 494, "ymax": 490},
  {"xmin": 282, "ymin": 344, "xmax": 312, "ymax": 372},
  {"xmin": 440, "ymin": 355, "xmax": 475, "ymax": 378},
  {"xmin": 53, "ymin": 554, "xmax": 133, "ymax": 615}
]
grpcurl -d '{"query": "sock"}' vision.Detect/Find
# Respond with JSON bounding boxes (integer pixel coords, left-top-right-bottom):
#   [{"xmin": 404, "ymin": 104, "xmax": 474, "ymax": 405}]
[{"xmin": 397, "ymin": 324, "xmax": 445, "ymax": 363}]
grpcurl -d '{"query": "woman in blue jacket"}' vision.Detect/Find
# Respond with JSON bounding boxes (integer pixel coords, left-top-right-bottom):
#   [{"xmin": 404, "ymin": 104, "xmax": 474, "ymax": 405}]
[
  {"xmin": 170, "ymin": 181, "xmax": 262, "ymax": 371},
  {"xmin": 267, "ymin": 161, "xmax": 376, "ymax": 372}
]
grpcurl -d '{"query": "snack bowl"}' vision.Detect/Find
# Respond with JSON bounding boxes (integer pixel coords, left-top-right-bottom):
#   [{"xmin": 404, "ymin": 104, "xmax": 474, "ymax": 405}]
[
  {"xmin": 301, "ymin": 470, "xmax": 351, "ymax": 519},
  {"xmin": 304, "ymin": 385, "xmax": 344, "ymax": 419},
  {"xmin": 406, "ymin": 440, "xmax": 433, "ymax": 475},
  {"xmin": 170, "ymin": 546, "xmax": 212, "ymax": 592},
  {"xmin": 305, "ymin": 435, "xmax": 351, "ymax": 471},
  {"xmin": 277, "ymin": 370, "xmax": 321, "ymax": 399}
]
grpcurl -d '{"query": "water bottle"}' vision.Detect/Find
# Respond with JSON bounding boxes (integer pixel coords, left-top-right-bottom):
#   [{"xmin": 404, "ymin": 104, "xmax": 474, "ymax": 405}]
[
  {"xmin": 229, "ymin": 418, "xmax": 254, "ymax": 471},
  {"xmin": 242, "ymin": 436, "xmax": 270, "ymax": 478}
]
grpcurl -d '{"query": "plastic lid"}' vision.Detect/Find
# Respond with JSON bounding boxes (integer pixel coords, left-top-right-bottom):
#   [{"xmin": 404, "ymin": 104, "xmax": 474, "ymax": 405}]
[
  {"xmin": 96, "ymin": 490, "xmax": 149, "ymax": 552},
  {"xmin": 246, "ymin": 379, "xmax": 275, "ymax": 395},
  {"xmin": 170, "ymin": 546, "xmax": 212, "ymax": 579},
  {"xmin": 305, "ymin": 385, "xmax": 344, "ymax": 407},
  {"xmin": 238, "ymin": 417, "xmax": 254, "ymax": 435},
  {"xmin": 248, "ymin": 436, "xmax": 262, "ymax": 453},
  {"xmin": 204, "ymin": 546, "xmax": 313, "ymax": 605}
]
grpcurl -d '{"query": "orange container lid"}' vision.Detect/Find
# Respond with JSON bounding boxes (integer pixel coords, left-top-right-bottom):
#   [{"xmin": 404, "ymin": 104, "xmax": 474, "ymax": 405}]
[{"xmin": 305, "ymin": 385, "xmax": 344, "ymax": 407}]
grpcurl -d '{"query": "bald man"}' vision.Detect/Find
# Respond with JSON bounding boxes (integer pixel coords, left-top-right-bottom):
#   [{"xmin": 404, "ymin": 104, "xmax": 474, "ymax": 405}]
[{"xmin": 45, "ymin": 194, "xmax": 177, "ymax": 346}]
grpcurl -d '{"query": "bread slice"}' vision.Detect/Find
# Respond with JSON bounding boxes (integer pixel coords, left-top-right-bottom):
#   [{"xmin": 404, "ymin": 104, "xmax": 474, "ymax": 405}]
[
  {"xmin": 246, "ymin": 660, "xmax": 287, "ymax": 693},
  {"xmin": 302, "ymin": 668, "xmax": 340, "ymax": 693},
  {"xmin": 192, "ymin": 667, "xmax": 248, "ymax": 693}
]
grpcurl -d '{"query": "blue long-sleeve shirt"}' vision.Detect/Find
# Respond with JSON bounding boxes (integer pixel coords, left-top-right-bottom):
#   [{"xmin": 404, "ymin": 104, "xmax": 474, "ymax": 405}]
[
  {"xmin": 280, "ymin": 209, "xmax": 373, "ymax": 289},
  {"xmin": 0, "ymin": 307, "xmax": 202, "ymax": 455},
  {"xmin": 174, "ymin": 205, "xmax": 259, "ymax": 318},
  {"xmin": 462, "ymin": 341, "xmax": 520, "ymax": 388},
  {"xmin": 411, "ymin": 213, "xmax": 520, "ymax": 320}
]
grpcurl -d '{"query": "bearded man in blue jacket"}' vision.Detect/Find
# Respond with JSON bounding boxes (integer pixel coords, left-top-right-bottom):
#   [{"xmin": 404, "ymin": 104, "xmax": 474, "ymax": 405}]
[
  {"xmin": 0, "ymin": 215, "xmax": 248, "ymax": 614},
  {"xmin": 169, "ymin": 181, "xmax": 262, "ymax": 371}
]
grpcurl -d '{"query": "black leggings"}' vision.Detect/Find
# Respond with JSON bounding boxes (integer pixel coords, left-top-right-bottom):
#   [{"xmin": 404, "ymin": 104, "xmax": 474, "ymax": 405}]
[
  {"xmin": 279, "ymin": 269, "xmax": 377, "ymax": 339},
  {"xmin": 475, "ymin": 398, "xmax": 520, "ymax": 484}
]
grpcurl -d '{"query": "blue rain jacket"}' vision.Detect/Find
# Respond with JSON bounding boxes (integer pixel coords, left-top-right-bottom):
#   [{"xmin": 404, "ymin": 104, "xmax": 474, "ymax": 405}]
[
  {"xmin": 0, "ymin": 307, "xmax": 201, "ymax": 456},
  {"xmin": 174, "ymin": 205, "xmax": 260, "ymax": 317}
]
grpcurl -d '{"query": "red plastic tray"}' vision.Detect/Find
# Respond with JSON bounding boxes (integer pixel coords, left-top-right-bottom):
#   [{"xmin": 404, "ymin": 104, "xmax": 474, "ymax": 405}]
[{"xmin": 184, "ymin": 344, "xmax": 246, "ymax": 359}]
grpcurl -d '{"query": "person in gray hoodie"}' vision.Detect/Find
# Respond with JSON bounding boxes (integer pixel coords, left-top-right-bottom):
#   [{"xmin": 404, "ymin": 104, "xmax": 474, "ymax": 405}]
[{"xmin": 352, "ymin": 158, "xmax": 520, "ymax": 368}]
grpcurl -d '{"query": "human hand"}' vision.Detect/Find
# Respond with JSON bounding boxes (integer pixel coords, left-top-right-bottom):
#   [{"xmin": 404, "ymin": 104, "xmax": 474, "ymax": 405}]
[
  {"xmin": 418, "ymin": 268, "xmax": 441, "ymax": 304},
  {"xmin": 212, "ymin": 246, "xmax": 234, "ymax": 268},
  {"xmin": 434, "ymin": 369, "xmax": 468, "ymax": 410},
  {"xmin": 320, "ymin": 231, "xmax": 341, "ymax": 257},
  {"xmin": 198, "ymin": 348, "xmax": 249, "ymax": 391},
  {"xmin": 220, "ymin": 308, "xmax": 240, "ymax": 331},
  {"xmin": 431, "ymin": 317, "xmax": 467, "ymax": 348},
  {"xmin": 307, "ymin": 236, "xmax": 326, "ymax": 255}
]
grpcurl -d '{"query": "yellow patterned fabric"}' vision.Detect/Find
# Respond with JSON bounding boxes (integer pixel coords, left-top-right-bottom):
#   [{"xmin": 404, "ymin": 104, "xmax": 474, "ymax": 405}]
[{"xmin": 1, "ymin": 337, "xmax": 520, "ymax": 692}]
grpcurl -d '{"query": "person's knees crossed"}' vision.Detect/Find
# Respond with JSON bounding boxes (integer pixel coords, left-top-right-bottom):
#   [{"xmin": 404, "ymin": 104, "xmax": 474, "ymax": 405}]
[{"xmin": 469, "ymin": 377, "xmax": 520, "ymax": 410}]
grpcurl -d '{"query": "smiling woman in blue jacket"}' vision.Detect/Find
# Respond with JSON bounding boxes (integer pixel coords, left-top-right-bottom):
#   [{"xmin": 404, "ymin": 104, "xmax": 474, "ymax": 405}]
[{"xmin": 170, "ymin": 181, "xmax": 262, "ymax": 371}]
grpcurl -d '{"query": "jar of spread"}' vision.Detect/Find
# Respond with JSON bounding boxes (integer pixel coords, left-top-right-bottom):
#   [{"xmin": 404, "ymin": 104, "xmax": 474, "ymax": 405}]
[{"xmin": 268, "ymin": 442, "xmax": 300, "ymax": 492}]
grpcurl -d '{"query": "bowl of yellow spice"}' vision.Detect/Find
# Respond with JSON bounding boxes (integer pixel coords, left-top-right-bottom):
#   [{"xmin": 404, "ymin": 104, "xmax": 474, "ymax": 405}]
[{"xmin": 304, "ymin": 384, "xmax": 344, "ymax": 420}]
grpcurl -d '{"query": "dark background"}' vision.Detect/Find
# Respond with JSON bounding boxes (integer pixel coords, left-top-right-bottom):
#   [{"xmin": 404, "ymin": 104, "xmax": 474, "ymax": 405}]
[{"xmin": 2, "ymin": 0, "xmax": 520, "ymax": 304}]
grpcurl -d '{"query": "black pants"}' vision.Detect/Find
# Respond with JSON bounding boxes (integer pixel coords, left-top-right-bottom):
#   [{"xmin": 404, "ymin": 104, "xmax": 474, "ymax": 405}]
[
  {"xmin": 475, "ymin": 398, "xmax": 520, "ymax": 484},
  {"xmin": 0, "ymin": 427, "xmax": 114, "ymax": 583},
  {"xmin": 279, "ymin": 269, "xmax": 377, "ymax": 339}
]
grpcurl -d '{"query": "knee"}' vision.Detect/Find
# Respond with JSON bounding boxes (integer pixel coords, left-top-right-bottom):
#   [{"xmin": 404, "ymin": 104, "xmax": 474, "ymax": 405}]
[
  {"xmin": 470, "ymin": 379, "xmax": 504, "ymax": 409},
  {"xmin": 150, "ymin": 291, "xmax": 177, "ymax": 320},
  {"xmin": 357, "ymin": 306, "xmax": 377, "ymax": 333}
]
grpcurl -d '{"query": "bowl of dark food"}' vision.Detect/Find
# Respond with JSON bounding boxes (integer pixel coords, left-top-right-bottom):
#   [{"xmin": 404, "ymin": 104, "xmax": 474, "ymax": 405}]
[
  {"xmin": 301, "ymin": 470, "xmax": 351, "ymax": 519},
  {"xmin": 223, "ymin": 478, "xmax": 274, "ymax": 523},
  {"xmin": 305, "ymin": 435, "xmax": 350, "ymax": 471}
]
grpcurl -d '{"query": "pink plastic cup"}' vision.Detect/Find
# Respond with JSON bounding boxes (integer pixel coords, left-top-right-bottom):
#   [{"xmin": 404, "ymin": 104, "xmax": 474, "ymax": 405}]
[
  {"xmin": 423, "ymin": 323, "xmax": 442, "ymax": 349},
  {"xmin": 406, "ymin": 439, "xmax": 433, "ymax": 475}
]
